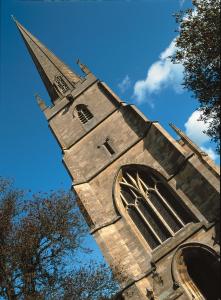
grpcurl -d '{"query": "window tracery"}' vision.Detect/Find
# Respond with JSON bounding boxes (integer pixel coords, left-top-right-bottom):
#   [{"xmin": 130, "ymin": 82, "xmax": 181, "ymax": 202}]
[
  {"xmin": 54, "ymin": 75, "xmax": 69, "ymax": 94},
  {"xmin": 119, "ymin": 166, "xmax": 195, "ymax": 250}
]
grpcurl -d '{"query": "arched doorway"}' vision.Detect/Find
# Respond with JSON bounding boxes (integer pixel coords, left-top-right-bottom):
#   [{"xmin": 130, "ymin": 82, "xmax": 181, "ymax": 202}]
[{"xmin": 172, "ymin": 244, "xmax": 220, "ymax": 300}]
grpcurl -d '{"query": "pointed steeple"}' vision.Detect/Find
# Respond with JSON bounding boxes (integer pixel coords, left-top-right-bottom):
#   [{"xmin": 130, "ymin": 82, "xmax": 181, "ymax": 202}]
[{"xmin": 13, "ymin": 17, "xmax": 81, "ymax": 103}]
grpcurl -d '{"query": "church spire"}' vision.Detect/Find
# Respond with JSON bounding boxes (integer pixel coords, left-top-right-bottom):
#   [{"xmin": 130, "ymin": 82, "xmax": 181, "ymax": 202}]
[{"xmin": 13, "ymin": 17, "xmax": 81, "ymax": 103}]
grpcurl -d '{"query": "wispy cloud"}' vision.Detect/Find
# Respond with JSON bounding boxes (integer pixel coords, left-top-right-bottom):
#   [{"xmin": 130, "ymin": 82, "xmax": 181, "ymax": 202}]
[
  {"xmin": 179, "ymin": 0, "xmax": 186, "ymax": 7},
  {"xmin": 133, "ymin": 39, "xmax": 184, "ymax": 104},
  {"xmin": 184, "ymin": 110, "xmax": 218, "ymax": 161},
  {"xmin": 118, "ymin": 75, "xmax": 131, "ymax": 93}
]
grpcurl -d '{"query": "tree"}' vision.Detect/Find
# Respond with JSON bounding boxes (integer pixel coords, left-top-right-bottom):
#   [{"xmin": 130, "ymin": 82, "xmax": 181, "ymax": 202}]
[
  {"xmin": 61, "ymin": 262, "xmax": 121, "ymax": 300},
  {"xmin": 0, "ymin": 177, "xmax": 119, "ymax": 300},
  {"xmin": 172, "ymin": 0, "xmax": 220, "ymax": 152}
]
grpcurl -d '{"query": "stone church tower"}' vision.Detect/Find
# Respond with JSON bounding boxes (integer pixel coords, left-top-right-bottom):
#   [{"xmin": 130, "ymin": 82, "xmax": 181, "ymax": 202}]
[{"xmin": 14, "ymin": 19, "xmax": 220, "ymax": 300}]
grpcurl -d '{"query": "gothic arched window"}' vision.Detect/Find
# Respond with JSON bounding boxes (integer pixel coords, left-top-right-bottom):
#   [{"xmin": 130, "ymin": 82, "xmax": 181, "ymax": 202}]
[
  {"xmin": 75, "ymin": 104, "xmax": 93, "ymax": 124},
  {"xmin": 118, "ymin": 166, "xmax": 196, "ymax": 250}
]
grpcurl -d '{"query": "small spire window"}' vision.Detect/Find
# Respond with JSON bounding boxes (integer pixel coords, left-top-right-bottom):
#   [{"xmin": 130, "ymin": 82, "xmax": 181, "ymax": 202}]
[
  {"xmin": 103, "ymin": 138, "xmax": 115, "ymax": 155},
  {"xmin": 54, "ymin": 75, "xmax": 69, "ymax": 94},
  {"xmin": 97, "ymin": 138, "xmax": 116, "ymax": 156},
  {"xmin": 75, "ymin": 104, "xmax": 93, "ymax": 124}
]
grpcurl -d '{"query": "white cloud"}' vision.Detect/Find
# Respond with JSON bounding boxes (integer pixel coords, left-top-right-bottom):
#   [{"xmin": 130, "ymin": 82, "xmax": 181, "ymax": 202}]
[
  {"xmin": 118, "ymin": 75, "xmax": 131, "ymax": 93},
  {"xmin": 133, "ymin": 39, "xmax": 184, "ymax": 104},
  {"xmin": 184, "ymin": 110, "xmax": 218, "ymax": 161},
  {"xmin": 184, "ymin": 110, "xmax": 210, "ymax": 145},
  {"xmin": 160, "ymin": 39, "xmax": 177, "ymax": 60}
]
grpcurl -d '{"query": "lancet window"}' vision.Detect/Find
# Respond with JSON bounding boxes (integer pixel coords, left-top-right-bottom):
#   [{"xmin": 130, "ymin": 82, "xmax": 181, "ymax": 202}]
[
  {"xmin": 103, "ymin": 138, "xmax": 115, "ymax": 155},
  {"xmin": 119, "ymin": 166, "xmax": 196, "ymax": 250},
  {"xmin": 75, "ymin": 104, "xmax": 93, "ymax": 124}
]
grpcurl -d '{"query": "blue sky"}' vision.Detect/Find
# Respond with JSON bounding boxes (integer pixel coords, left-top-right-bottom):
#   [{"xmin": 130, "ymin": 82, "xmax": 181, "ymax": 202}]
[{"xmin": 0, "ymin": 0, "xmax": 219, "ymax": 262}]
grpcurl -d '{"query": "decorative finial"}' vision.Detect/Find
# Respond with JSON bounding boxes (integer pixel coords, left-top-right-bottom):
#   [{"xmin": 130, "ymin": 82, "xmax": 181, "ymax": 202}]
[
  {"xmin": 169, "ymin": 122, "xmax": 179, "ymax": 131},
  {"xmin": 11, "ymin": 15, "xmax": 17, "ymax": 22},
  {"xmin": 76, "ymin": 59, "xmax": 91, "ymax": 75},
  {"xmin": 169, "ymin": 122, "xmax": 208, "ymax": 156},
  {"xmin": 35, "ymin": 93, "xmax": 47, "ymax": 111}
]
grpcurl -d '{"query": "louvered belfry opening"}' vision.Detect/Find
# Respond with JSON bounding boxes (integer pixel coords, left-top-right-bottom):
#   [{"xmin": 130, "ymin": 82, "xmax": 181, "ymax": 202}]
[
  {"xmin": 76, "ymin": 104, "xmax": 93, "ymax": 124},
  {"xmin": 119, "ymin": 166, "xmax": 195, "ymax": 250}
]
